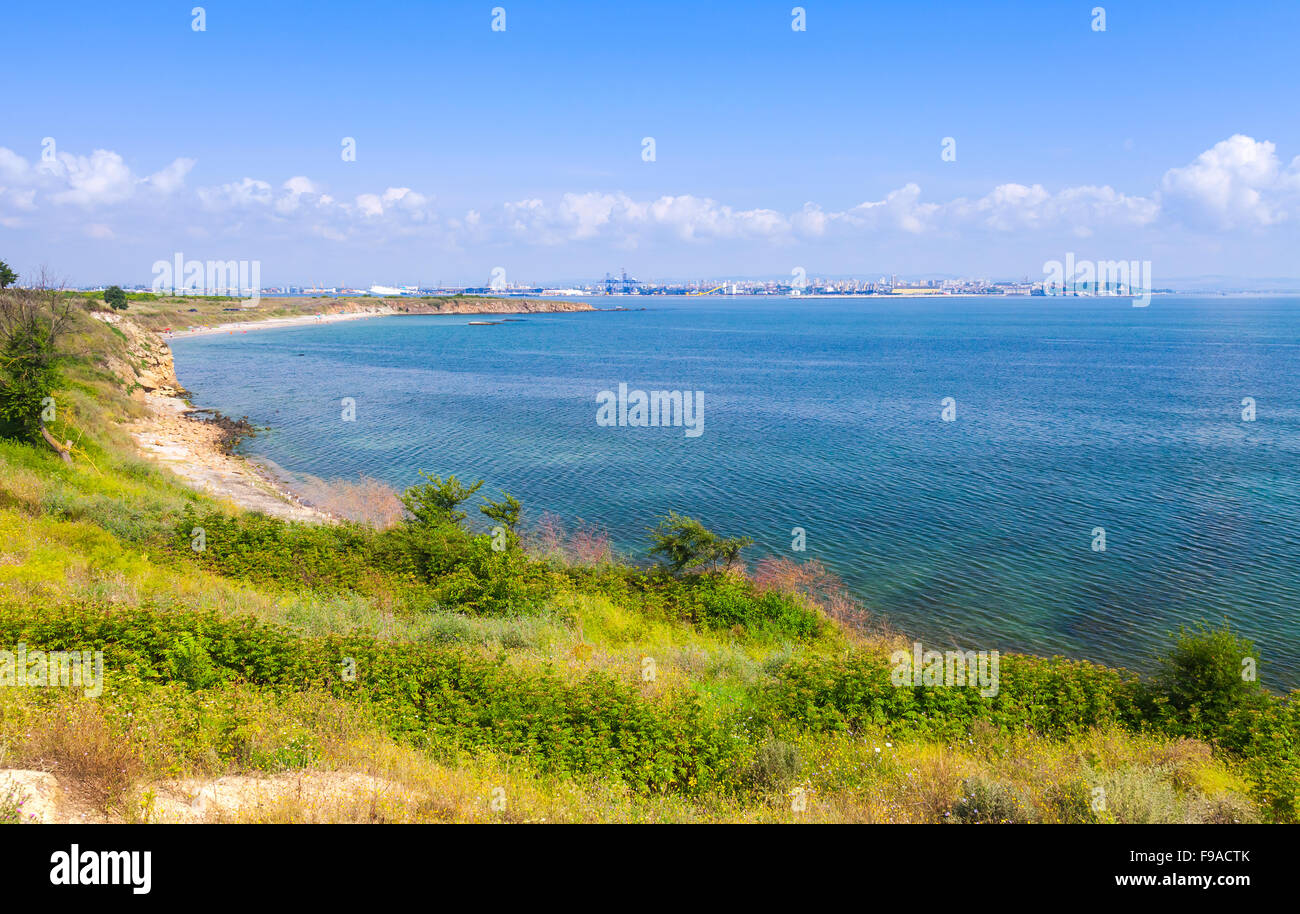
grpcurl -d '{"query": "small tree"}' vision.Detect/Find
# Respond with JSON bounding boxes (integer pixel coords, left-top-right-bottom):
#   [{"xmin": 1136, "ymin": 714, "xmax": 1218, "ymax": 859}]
[
  {"xmin": 104, "ymin": 286, "xmax": 128, "ymax": 310},
  {"xmin": 480, "ymin": 492, "xmax": 522, "ymax": 529},
  {"xmin": 0, "ymin": 262, "xmax": 16, "ymax": 289},
  {"xmin": 648, "ymin": 512, "xmax": 752, "ymax": 575},
  {"xmin": 400, "ymin": 472, "xmax": 484, "ymax": 528},
  {"xmin": 0, "ymin": 278, "xmax": 74, "ymax": 450},
  {"xmin": 480, "ymin": 491, "xmax": 522, "ymax": 548}
]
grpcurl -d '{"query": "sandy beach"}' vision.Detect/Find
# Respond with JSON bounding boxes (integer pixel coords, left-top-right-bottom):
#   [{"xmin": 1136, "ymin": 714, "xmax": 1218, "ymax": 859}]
[
  {"xmin": 130, "ymin": 393, "xmax": 328, "ymax": 522},
  {"xmin": 163, "ymin": 306, "xmax": 396, "ymax": 339}
]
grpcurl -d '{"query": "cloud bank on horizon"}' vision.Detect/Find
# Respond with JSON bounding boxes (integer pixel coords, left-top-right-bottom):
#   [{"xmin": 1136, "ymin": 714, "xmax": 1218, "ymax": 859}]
[{"xmin": 3, "ymin": 134, "xmax": 1299, "ymax": 284}]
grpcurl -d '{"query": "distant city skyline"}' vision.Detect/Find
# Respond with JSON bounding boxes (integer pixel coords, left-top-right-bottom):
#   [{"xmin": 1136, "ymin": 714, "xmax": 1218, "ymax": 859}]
[
  {"xmin": 4, "ymin": 1, "xmax": 1300, "ymax": 286},
  {"xmin": 52, "ymin": 265, "xmax": 1291, "ymax": 295}
]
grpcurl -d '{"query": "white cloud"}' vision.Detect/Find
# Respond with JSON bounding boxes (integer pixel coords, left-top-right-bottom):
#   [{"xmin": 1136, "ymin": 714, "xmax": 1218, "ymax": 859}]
[
  {"xmin": 382, "ymin": 187, "xmax": 424, "ymax": 208},
  {"xmin": 355, "ymin": 193, "xmax": 384, "ymax": 217},
  {"xmin": 650, "ymin": 195, "xmax": 790, "ymax": 241},
  {"xmin": 7, "ymin": 189, "xmax": 37, "ymax": 212},
  {"xmin": 198, "ymin": 177, "xmax": 273, "ymax": 210},
  {"xmin": 0, "ymin": 148, "xmax": 32, "ymax": 183},
  {"xmin": 354, "ymin": 187, "xmax": 432, "ymax": 219},
  {"xmin": 144, "ymin": 158, "xmax": 196, "ymax": 194},
  {"xmin": 498, "ymin": 192, "xmax": 790, "ymax": 244},
  {"xmin": 275, "ymin": 176, "xmax": 323, "ymax": 214},
  {"xmin": 845, "ymin": 184, "xmax": 940, "ymax": 234},
  {"xmin": 6, "ymin": 135, "xmax": 1300, "ymax": 270},
  {"xmin": 1160, "ymin": 134, "xmax": 1297, "ymax": 229},
  {"xmin": 51, "ymin": 149, "xmax": 135, "ymax": 207},
  {"xmin": 0, "ymin": 148, "xmax": 193, "ymax": 211},
  {"xmin": 283, "ymin": 176, "xmax": 319, "ymax": 196}
]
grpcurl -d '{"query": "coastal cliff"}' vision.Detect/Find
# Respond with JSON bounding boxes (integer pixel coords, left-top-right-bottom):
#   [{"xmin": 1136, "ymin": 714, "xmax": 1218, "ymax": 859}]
[
  {"xmin": 112, "ymin": 293, "xmax": 595, "ymax": 337},
  {"xmin": 91, "ymin": 311, "xmax": 183, "ymax": 397}
]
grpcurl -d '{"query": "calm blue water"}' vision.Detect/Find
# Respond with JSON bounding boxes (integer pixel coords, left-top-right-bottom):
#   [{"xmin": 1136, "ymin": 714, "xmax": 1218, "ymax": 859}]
[{"xmin": 171, "ymin": 296, "xmax": 1300, "ymax": 689}]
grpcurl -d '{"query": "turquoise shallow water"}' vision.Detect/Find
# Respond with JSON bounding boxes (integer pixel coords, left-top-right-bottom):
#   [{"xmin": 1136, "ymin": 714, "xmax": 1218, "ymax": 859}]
[{"xmin": 170, "ymin": 295, "xmax": 1300, "ymax": 689}]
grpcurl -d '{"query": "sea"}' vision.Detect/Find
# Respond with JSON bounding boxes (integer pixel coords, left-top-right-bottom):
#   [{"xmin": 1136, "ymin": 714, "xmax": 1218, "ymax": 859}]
[{"xmin": 169, "ymin": 295, "xmax": 1300, "ymax": 689}]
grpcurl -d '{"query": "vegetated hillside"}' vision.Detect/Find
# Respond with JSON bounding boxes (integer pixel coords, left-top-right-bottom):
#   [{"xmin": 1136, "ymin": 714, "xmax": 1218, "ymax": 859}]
[{"xmin": 0, "ymin": 293, "xmax": 1294, "ymax": 823}]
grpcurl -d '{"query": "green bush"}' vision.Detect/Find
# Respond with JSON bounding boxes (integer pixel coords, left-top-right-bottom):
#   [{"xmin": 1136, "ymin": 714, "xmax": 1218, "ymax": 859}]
[
  {"xmin": 173, "ymin": 505, "xmax": 419, "ymax": 589},
  {"xmin": 565, "ymin": 565, "xmax": 826, "ymax": 642},
  {"xmin": 165, "ymin": 632, "xmax": 221, "ymax": 689},
  {"xmin": 1148, "ymin": 624, "xmax": 1269, "ymax": 737},
  {"xmin": 174, "ymin": 505, "xmax": 559, "ymax": 616},
  {"xmin": 0, "ymin": 600, "xmax": 745, "ymax": 794},
  {"xmin": 688, "ymin": 576, "xmax": 823, "ymax": 638},
  {"xmin": 1145, "ymin": 626, "xmax": 1297, "ymax": 823},
  {"xmin": 753, "ymin": 652, "xmax": 1142, "ymax": 742},
  {"xmin": 1230, "ymin": 695, "xmax": 1299, "ymax": 822}
]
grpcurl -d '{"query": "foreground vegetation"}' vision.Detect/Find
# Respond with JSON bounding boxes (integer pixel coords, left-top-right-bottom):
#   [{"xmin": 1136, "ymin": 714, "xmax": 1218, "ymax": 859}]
[{"xmin": 0, "ymin": 284, "xmax": 1294, "ymax": 823}]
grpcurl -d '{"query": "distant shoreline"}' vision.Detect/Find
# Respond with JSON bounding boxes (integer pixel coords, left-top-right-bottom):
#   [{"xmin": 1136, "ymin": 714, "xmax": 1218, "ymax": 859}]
[
  {"xmin": 164, "ymin": 307, "xmax": 396, "ymax": 339},
  {"xmin": 159, "ymin": 295, "xmax": 598, "ymax": 340}
]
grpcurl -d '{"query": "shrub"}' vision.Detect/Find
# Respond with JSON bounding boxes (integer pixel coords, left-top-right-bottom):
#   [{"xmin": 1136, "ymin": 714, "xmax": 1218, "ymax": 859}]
[
  {"xmin": 751, "ymin": 557, "xmax": 874, "ymax": 631},
  {"xmin": 1232, "ymin": 695, "xmax": 1299, "ymax": 823},
  {"xmin": 0, "ymin": 287, "xmax": 74, "ymax": 442},
  {"xmin": 18, "ymin": 697, "xmax": 143, "ymax": 812},
  {"xmin": 399, "ymin": 472, "xmax": 481, "ymax": 527},
  {"xmin": 746, "ymin": 738, "xmax": 801, "ymax": 789},
  {"xmin": 1041, "ymin": 777, "xmax": 1099, "ymax": 823},
  {"xmin": 648, "ymin": 512, "xmax": 752, "ymax": 574},
  {"xmin": 524, "ymin": 513, "xmax": 613, "ymax": 566},
  {"xmin": 0, "ymin": 600, "xmax": 746, "ymax": 795},
  {"xmin": 165, "ymin": 632, "xmax": 221, "ymax": 689},
  {"xmin": 689, "ymin": 575, "xmax": 823, "ymax": 639},
  {"xmin": 950, "ymin": 776, "xmax": 1037, "ymax": 824},
  {"xmin": 1148, "ymin": 624, "xmax": 1268, "ymax": 737},
  {"xmin": 173, "ymin": 506, "xmax": 419, "ymax": 589},
  {"xmin": 1092, "ymin": 766, "xmax": 1186, "ymax": 824},
  {"xmin": 415, "ymin": 531, "xmax": 560, "ymax": 615},
  {"xmin": 1187, "ymin": 793, "xmax": 1260, "ymax": 824},
  {"xmin": 754, "ymin": 652, "xmax": 1142, "ymax": 742}
]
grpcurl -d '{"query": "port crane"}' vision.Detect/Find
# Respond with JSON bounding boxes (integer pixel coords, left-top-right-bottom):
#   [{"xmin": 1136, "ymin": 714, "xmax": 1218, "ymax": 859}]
[{"xmin": 602, "ymin": 269, "xmax": 642, "ymax": 294}]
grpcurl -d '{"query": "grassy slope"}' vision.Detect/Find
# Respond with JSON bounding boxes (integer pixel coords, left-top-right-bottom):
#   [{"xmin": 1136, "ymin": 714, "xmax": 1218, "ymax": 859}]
[{"xmin": 0, "ymin": 300, "xmax": 1292, "ymax": 824}]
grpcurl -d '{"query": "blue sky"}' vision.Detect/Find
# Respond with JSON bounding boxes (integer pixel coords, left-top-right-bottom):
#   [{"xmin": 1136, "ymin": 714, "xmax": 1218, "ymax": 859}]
[{"xmin": 3, "ymin": 0, "xmax": 1300, "ymax": 286}]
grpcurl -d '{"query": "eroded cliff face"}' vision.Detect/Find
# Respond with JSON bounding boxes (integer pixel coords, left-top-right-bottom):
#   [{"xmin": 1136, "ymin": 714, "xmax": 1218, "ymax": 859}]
[{"xmin": 91, "ymin": 311, "xmax": 182, "ymax": 397}]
